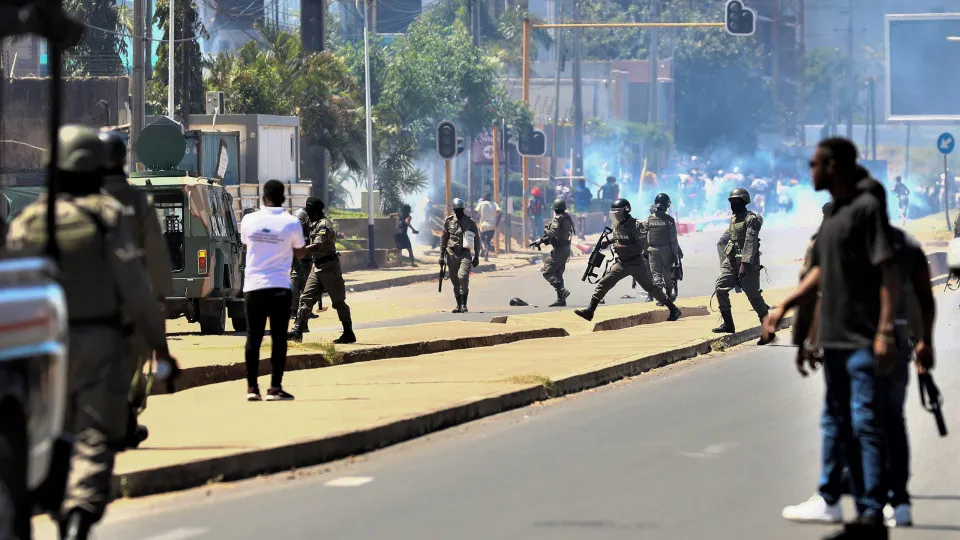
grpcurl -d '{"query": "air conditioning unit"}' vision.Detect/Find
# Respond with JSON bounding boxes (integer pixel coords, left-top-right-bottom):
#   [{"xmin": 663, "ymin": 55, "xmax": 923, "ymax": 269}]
[{"xmin": 205, "ymin": 91, "xmax": 225, "ymax": 115}]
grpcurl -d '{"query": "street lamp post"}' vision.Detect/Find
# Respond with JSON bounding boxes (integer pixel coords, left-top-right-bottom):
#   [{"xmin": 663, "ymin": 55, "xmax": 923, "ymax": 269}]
[{"xmin": 362, "ymin": 0, "xmax": 377, "ymax": 268}]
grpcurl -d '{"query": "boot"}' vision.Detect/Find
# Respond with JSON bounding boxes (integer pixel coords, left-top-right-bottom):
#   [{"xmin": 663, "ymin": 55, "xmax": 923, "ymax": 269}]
[
  {"xmin": 333, "ymin": 306, "xmax": 357, "ymax": 344},
  {"xmin": 574, "ymin": 299, "xmax": 599, "ymax": 321},
  {"xmin": 288, "ymin": 316, "xmax": 306, "ymax": 342},
  {"xmin": 452, "ymin": 293, "xmax": 464, "ymax": 313},
  {"xmin": 59, "ymin": 510, "xmax": 95, "ymax": 540},
  {"xmin": 757, "ymin": 312, "xmax": 774, "ymax": 345},
  {"xmin": 712, "ymin": 309, "xmax": 735, "ymax": 334},
  {"xmin": 667, "ymin": 303, "xmax": 682, "ymax": 322},
  {"xmin": 549, "ymin": 288, "xmax": 570, "ymax": 307},
  {"xmin": 461, "ymin": 293, "xmax": 469, "ymax": 313}
]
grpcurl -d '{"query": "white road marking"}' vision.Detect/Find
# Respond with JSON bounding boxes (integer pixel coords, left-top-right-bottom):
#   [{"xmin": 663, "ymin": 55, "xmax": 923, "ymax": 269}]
[
  {"xmin": 680, "ymin": 442, "xmax": 739, "ymax": 459},
  {"xmin": 140, "ymin": 527, "xmax": 209, "ymax": 540},
  {"xmin": 324, "ymin": 476, "xmax": 374, "ymax": 487}
]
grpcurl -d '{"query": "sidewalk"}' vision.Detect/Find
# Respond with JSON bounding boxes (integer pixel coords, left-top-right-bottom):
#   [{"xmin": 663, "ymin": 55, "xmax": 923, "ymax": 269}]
[{"xmin": 113, "ymin": 289, "xmax": 789, "ymax": 498}]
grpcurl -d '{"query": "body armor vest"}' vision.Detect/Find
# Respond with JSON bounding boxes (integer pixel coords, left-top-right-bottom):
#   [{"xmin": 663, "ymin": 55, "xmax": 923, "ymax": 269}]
[
  {"xmin": 310, "ymin": 217, "xmax": 338, "ymax": 259},
  {"xmin": 646, "ymin": 212, "xmax": 671, "ymax": 247},
  {"xmin": 724, "ymin": 211, "xmax": 756, "ymax": 260}
]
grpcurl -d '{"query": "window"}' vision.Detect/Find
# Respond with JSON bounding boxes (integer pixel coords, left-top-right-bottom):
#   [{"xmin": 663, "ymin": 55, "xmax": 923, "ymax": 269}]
[
  {"xmin": 152, "ymin": 190, "xmax": 186, "ymax": 271},
  {"xmin": 290, "ymin": 135, "xmax": 295, "ymax": 160}
]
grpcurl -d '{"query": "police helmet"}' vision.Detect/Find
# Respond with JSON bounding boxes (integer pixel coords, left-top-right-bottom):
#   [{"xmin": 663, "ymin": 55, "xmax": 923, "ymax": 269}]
[
  {"xmin": 98, "ymin": 130, "xmax": 127, "ymax": 170},
  {"xmin": 610, "ymin": 198, "xmax": 631, "ymax": 213},
  {"xmin": 452, "ymin": 198, "xmax": 466, "ymax": 210},
  {"xmin": 654, "ymin": 192, "xmax": 671, "ymax": 207},
  {"xmin": 305, "ymin": 196, "xmax": 324, "ymax": 212},
  {"xmin": 553, "ymin": 199, "xmax": 567, "ymax": 212},
  {"xmin": 728, "ymin": 188, "xmax": 751, "ymax": 204},
  {"xmin": 49, "ymin": 125, "xmax": 105, "ymax": 173}
]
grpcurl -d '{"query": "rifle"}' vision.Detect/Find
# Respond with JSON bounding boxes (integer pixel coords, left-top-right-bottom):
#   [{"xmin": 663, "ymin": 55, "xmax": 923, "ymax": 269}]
[
  {"xmin": 919, "ymin": 372, "xmax": 948, "ymax": 437},
  {"xmin": 582, "ymin": 227, "xmax": 614, "ymax": 284},
  {"xmin": 529, "ymin": 239, "xmax": 543, "ymax": 251},
  {"xmin": 438, "ymin": 253, "xmax": 446, "ymax": 293},
  {"xmin": 671, "ymin": 256, "xmax": 684, "ymax": 298}
]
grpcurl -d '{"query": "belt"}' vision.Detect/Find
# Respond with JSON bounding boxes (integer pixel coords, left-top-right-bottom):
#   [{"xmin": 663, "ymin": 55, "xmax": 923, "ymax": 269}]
[
  {"xmin": 70, "ymin": 314, "xmax": 124, "ymax": 329},
  {"xmin": 314, "ymin": 253, "xmax": 340, "ymax": 264}
]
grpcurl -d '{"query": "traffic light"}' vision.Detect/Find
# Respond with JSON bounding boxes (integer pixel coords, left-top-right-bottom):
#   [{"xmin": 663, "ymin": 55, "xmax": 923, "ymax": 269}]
[
  {"xmin": 724, "ymin": 0, "xmax": 756, "ymax": 37},
  {"xmin": 437, "ymin": 120, "xmax": 457, "ymax": 159},
  {"xmin": 517, "ymin": 129, "xmax": 546, "ymax": 156},
  {"xmin": 456, "ymin": 137, "xmax": 465, "ymax": 156}
]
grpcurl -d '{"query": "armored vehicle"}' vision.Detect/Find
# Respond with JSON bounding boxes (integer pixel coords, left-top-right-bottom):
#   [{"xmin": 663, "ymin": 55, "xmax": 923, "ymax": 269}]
[{"xmin": 130, "ymin": 118, "xmax": 247, "ymax": 335}]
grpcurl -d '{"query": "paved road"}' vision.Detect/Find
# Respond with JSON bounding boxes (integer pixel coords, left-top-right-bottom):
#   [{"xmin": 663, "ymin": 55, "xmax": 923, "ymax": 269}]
[
  {"xmin": 41, "ymin": 297, "xmax": 960, "ymax": 540},
  {"xmin": 322, "ymin": 226, "xmax": 814, "ymax": 331}
]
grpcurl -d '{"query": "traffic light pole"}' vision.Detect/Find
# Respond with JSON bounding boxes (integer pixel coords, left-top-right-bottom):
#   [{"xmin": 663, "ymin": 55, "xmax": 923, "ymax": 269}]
[
  {"xmin": 521, "ymin": 18, "xmax": 531, "ymax": 246},
  {"xmin": 445, "ymin": 158, "xmax": 453, "ymax": 215},
  {"xmin": 492, "ymin": 122, "xmax": 501, "ymax": 255}
]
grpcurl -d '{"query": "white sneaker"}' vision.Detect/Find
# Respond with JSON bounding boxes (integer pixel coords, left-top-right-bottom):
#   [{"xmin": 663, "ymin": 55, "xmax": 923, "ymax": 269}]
[
  {"xmin": 884, "ymin": 504, "xmax": 912, "ymax": 527},
  {"xmin": 782, "ymin": 495, "xmax": 843, "ymax": 523}
]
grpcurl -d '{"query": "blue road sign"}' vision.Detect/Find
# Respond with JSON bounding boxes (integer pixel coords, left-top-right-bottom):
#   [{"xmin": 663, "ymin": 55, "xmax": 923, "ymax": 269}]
[{"xmin": 937, "ymin": 132, "xmax": 955, "ymax": 155}]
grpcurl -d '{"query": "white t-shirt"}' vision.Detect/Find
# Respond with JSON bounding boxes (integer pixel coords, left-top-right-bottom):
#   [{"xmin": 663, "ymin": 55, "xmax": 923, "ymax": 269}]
[
  {"xmin": 474, "ymin": 200, "xmax": 500, "ymax": 232},
  {"xmin": 240, "ymin": 207, "xmax": 306, "ymax": 293}
]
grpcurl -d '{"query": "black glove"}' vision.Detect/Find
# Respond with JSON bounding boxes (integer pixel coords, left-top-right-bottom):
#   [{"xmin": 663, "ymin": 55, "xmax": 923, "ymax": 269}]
[{"xmin": 472, "ymin": 256, "xmax": 480, "ymax": 267}]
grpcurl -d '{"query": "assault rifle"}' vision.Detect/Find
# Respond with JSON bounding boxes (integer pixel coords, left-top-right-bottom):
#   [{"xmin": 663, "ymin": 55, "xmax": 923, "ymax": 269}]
[
  {"xmin": 671, "ymin": 256, "xmax": 684, "ymax": 298},
  {"xmin": 919, "ymin": 372, "xmax": 948, "ymax": 437},
  {"xmin": 582, "ymin": 227, "xmax": 614, "ymax": 284},
  {"xmin": 438, "ymin": 253, "xmax": 446, "ymax": 293}
]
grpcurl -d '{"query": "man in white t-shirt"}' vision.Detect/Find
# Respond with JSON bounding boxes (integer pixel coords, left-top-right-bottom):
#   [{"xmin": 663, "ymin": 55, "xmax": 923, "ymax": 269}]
[
  {"xmin": 239, "ymin": 180, "xmax": 307, "ymax": 401},
  {"xmin": 474, "ymin": 192, "xmax": 501, "ymax": 261}
]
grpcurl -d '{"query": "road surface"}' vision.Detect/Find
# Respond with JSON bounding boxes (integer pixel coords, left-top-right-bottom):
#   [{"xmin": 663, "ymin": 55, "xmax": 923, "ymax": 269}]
[{"xmin": 37, "ymin": 296, "xmax": 960, "ymax": 540}]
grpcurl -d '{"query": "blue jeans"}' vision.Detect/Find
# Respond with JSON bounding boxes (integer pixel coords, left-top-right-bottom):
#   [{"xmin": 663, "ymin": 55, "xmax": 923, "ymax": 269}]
[
  {"xmin": 818, "ymin": 348, "xmax": 888, "ymax": 517},
  {"xmin": 885, "ymin": 338, "xmax": 912, "ymax": 506}
]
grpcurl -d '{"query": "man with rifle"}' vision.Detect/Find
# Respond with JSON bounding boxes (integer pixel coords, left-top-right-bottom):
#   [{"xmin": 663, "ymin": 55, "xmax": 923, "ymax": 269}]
[
  {"xmin": 530, "ymin": 199, "xmax": 576, "ymax": 307},
  {"xmin": 440, "ymin": 198, "xmax": 481, "ymax": 313},
  {"xmin": 646, "ymin": 193, "xmax": 683, "ymax": 304},
  {"xmin": 574, "ymin": 199, "xmax": 682, "ymax": 322}
]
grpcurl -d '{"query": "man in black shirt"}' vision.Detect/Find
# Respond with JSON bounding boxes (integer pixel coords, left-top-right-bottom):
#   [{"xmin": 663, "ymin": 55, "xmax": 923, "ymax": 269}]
[{"xmin": 766, "ymin": 138, "xmax": 900, "ymax": 534}]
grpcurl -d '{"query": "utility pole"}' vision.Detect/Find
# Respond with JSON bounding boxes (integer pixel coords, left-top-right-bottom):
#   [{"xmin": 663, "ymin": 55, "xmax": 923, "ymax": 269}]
[
  {"xmin": 467, "ymin": 0, "xmax": 480, "ymax": 206},
  {"xmin": 845, "ymin": 0, "xmax": 854, "ymax": 139},
  {"xmin": 550, "ymin": 0, "xmax": 564, "ymax": 181},
  {"xmin": 302, "ymin": 0, "xmax": 327, "ymax": 200},
  {"xmin": 571, "ymin": 0, "xmax": 584, "ymax": 181},
  {"xmin": 180, "ymin": 0, "xmax": 191, "ymax": 128},
  {"xmin": 131, "ymin": 0, "xmax": 146, "ymax": 168},
  {"xmin": 168, "ymin": 0, "xmax": 175, "ymax": 120},
  {"xmin": 363, "ymin": 0, "xmax": 377, "ymax": 268},
  {"xmin": 146, "ymin": 0, "xmax": 154, "ymax": 78},
  {"xmin": 648, "ymin": 0, "xmax": 659, "ymax": 128}
]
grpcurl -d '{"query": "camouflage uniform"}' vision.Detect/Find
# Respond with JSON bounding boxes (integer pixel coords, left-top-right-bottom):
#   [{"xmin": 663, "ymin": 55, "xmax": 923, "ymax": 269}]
[
  {"xmin": 714, "ymin": 209, "xmax": 770, "ymax": 324},
  {"xmin": 291, "ymin": 215, "xmax": 354, "ymax": 342},
  {"xmin": 290, "ymin": 207, "xmax": 313, "ymax": 317},
  {"xmin": 441, "ymin": 213, "xmax": 481, "ymax": 312},
  {"xmin": 540, "ymin": 211, "xmax": 575, "ymax": 304},
  {"xmin": 645, "ymin": 209, "xmax": 681, "ymax": 300},
  {"xmin": 7, "ymin": 191, "xmax": 166, "ymax": 526}
]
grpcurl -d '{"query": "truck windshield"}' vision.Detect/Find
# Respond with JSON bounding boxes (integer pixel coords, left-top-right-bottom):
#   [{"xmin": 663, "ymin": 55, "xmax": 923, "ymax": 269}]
[{"xmin": 153, "ymin": 190, "xmax": 186, "ymax": 271}]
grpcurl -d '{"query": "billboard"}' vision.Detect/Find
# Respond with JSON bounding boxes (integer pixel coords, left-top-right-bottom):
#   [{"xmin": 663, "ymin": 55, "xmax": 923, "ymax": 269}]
[{"xmin": 885, "ymin": 13, "xmax": 960, "ymax": 122}]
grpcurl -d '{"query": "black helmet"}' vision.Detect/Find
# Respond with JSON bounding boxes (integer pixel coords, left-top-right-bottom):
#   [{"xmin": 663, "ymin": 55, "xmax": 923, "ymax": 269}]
[
  {"xmin": 305, "ymin": 197, "xmax": 325, "ymax": 218},
  {"xmin": 728, "ymin": 188, "xmax": 751, "ymax": 204},
  {"xmin": 98, "ymin": 130, "xmax": 127, "ymax": 171},
  {"xmin": 654, "ymin": 192, "xmax": 671, "ymax": 207},
  {"xmin": 553, "ymin": 199, "xmax": 567, "ymax": 212},
  {"xmin": 452, "ymin": 198, "xmax": 466, "ymax": 210},
  {"xmin": 47, "ymin": 125, "xmax": 104, "ymax": 173},
  {"xmin": 610, "ymin": 198, "xmax": 631, "ymax": 213}
]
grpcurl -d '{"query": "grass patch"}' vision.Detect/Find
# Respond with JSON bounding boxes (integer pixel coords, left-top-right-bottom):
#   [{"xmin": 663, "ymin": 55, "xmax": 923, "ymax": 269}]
[
  {"xmin": 336, "ymin": 238, "xmax": 366, "ymax": 251},
  {"xmin": 710, "ymin": 340, "xmax": 728, "ymax": 353},
  {"xmin": 329, "ymin": 208, "xmax": 374, "ymax": 219},
  {"xmin": 289, "ymin": 340, "xmax": 344, "ymax": 365},
  {"xmin": 505, "ymin": 373, "xmax": 556, "ymax": 396}
]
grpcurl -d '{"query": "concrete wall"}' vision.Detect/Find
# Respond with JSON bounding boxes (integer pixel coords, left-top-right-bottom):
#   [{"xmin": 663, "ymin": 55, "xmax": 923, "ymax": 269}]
[
  {"xmin": 335, "ymin": 217, "xmax": 398, "ymax": 245},
  {"xmin": 0, "ymin": 77, "xmax": 130, "ymax": 171}
]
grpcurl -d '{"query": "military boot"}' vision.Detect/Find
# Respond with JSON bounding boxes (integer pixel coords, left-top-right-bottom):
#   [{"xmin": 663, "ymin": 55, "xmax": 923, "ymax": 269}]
[
  {"xmin": 757, "ymin": 312, "xmax": 774, "ymax": 345},
  {"xmin": 59, "ymin": 510, "xmax": 95, "ymax": 540},
  {"xmin": 712, "ymin": 309, "xmax": 736, "ymax": 334},
  {"xmin": 667, "ymin": 303, "xmax": 682, "ymax": 321},
  {"xmin": 549, "ymin": 288, "xmax": 570, "ymax": 307},
  {"xmin": 333, "ymin": 310, "xmax": 357, "ymax": 344},
  {"xmin": 461, "ymin": 293, "xmax": 469, "ymax": 313},
  {"xmin": 574, "ymin": 299, "xmax": 600, "ymax": 321},
  {"xmin": 288, "ymin": 317, "xmax": 306, "ymax": 342},
  {"xmin": 452, "ymin": 293, "xmax": 464, "ymax": 313}
]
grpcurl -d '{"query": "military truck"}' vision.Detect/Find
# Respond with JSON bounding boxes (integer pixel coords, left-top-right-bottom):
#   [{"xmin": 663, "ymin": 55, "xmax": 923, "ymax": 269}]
[{"xmin": 130, "ymin": 118, "xmax": 247, "ymax": 335}]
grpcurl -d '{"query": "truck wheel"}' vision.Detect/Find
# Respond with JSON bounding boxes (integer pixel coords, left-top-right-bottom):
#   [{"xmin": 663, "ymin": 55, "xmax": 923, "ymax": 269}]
[
  {"xmin": 198, "ymin": 301, "xmax": 226, "ymax": 335},
  {"xmin": 0, "ymin": 429, "xmax": 29, "ymax": 540},
  {"xmin": 231, "ymin": 316, "xmax": 247, "ymax": 333}
]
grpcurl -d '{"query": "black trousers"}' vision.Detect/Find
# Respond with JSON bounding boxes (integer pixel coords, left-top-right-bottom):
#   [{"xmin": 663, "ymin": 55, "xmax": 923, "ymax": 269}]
[{"xmin": 244, "ymin": 288, "xmax": 292, "ymax": 389}]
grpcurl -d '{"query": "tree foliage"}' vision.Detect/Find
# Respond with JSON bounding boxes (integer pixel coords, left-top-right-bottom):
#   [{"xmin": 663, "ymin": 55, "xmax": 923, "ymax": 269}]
[
  {"xmin": 63, "ymin": 0, "xmax": 127, "ymax": 75},
  {"xmin": 147, "ymin": 0, "xmax": 206, "ymax": 116}
]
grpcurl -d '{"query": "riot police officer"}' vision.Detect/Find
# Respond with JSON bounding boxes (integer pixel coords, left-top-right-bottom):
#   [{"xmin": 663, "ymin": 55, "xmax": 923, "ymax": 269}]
[
  {"xmin": 98, "ymin": 130, "xmax": 174, "ymax": 449},
  {"xmin": 290, "ymin": 198, "xmax": 355, "ymax": 343},
  {"xmin": 574, "ymin": 199, "xmax": 682, "ymax": 322},
  {"xmin": 440, "ymin": 198, "xmax": 481, "ymax": 313},
  {"xmin": 291, "ymin": 199, "xmax": 321, "ymax": 323},
  {"xmin": 531, "ymin": 199, "xmax": 576, "ymax": 306},
  {"xmin": 6, "ymin": 125, "xmax": 174, "ymax": 540},
  {"xmin": 713, "ymin": 188, "xmax": 771, "ymax": 344},
  {"xmin": 646, "ymin": 193, "xmax": 682, "ymax": 302}
]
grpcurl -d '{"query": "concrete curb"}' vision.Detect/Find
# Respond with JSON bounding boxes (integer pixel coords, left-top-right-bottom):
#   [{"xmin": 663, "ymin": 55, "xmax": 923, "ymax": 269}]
[
  {"xmin": 156, "ymin": 326, "xmax": 569, "ymax": 394},
  {"xmin": 489, "ymin": 305, "xmax": 711, "ymax": 332},
  {"xmin": 344, "ymin": 257, "xmax": 540, "ymax": 293},
  {"xmin": 114, "ymin": 316, "xmax": 793, "ymax": 498}
]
